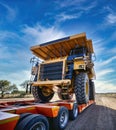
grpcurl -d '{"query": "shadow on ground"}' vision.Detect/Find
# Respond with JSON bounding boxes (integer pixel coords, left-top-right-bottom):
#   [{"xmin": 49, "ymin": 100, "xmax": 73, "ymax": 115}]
[{"xmin": 65, "ymin": 104, "xmax": 116, "ymax": 130}]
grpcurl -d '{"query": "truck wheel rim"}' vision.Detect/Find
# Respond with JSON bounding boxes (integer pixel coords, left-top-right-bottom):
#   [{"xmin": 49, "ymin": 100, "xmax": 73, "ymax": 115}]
[
  {"xmin": 60, "ymin": 111, "xmax": 68, "ymax": 127},
  {"xmin": 85, "ymin": 82, "xmax": 89, "ymax": 96},
  {"xmin": 30, "ymin": 122, "xmax": 46, "ymax": 130},
  {"xmin": 41, "ymin": 87, "xmax": 53, "ymax": 96}
]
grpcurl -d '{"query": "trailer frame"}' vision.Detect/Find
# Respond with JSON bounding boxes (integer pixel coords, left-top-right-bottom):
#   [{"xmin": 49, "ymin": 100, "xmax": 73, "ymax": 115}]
[{"xmin": 0, "ymin": 99, "xmax": 95, "ymax": 130}]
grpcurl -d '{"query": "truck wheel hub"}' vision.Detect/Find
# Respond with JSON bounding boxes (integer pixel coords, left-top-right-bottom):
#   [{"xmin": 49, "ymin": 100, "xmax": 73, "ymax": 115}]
[{"xmin": 42, "ymin": 87, "xmax": 53, "ymax": 96}]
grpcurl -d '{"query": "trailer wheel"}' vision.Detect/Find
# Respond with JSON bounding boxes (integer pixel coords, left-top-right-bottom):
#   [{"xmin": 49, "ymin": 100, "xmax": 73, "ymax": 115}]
[
  {"xmin": 69, "ymin": 103, "xmax": 78, "ymax": 120},
  {"xmin": 32, "ymin": 86, "xmax": 54, "ymax": 102},
  {"xmin": 15, "ymin": 114, "xmax": 49, "ymax": 130},
  {"xmin": 74, "ymin": 72, "xmax": 89, "ymax": 104},
  {"xmin": 50, "ymin": 106, "xmax": 69, "ymax": 130},
  {"xmin": 89, "ymin": 80, "xmax": 95, "ymax": 100},
  {"xmin": 57, "ymin": 88, "xmax": 73, "ymax": 100},
  {"xmin": 17, "ymin": 113, "xmax": 32, "ymax": 124}
]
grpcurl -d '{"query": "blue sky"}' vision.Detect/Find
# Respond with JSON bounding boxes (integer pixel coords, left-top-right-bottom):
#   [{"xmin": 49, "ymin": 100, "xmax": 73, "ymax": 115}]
[{"xmin": 0, "ymin": 0, "xmax": 116, "ymax": 93}]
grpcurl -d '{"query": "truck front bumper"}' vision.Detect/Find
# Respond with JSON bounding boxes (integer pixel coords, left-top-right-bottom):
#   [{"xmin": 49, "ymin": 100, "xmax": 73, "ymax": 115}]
[{"xmin": 32, "ymin": 79, "xmax": 71, "ymax": 87}]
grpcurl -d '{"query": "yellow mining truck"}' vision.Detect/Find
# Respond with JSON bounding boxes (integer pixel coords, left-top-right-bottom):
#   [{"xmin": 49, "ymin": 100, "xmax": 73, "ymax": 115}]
[{"xmin": 30, "ymin": 32, "xmax": 95, "ymax": 104}]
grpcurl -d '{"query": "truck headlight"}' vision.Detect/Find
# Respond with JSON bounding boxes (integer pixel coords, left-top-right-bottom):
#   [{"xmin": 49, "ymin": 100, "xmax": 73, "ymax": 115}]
[{"xmin": 79, "ymin": 65, "xmax": 84, "ymax": 69}]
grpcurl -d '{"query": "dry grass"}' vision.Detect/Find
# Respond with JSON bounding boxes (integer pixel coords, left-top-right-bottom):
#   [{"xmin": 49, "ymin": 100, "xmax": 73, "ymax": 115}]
[{"xmin": 96, "ymin": 93, "xmax": 116, "ymax": 98}]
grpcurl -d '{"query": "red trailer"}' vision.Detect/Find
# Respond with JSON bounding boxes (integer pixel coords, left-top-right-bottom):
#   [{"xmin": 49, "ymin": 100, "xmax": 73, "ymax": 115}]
[{"xmin": 0, "ymin": 99, "xmax": 94, "ymax": 130}]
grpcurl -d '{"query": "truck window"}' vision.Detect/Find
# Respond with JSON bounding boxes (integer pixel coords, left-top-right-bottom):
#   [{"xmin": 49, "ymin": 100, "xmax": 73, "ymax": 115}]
[{"xmin": 70, "ymin": 47, "xmax": 87, "ymax": 56}]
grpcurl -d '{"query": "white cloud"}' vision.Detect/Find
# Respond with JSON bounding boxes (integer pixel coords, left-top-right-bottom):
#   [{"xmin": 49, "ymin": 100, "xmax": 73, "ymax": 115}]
[
  {"xmin": 56, "ymin": 12, "xmax": 82, "ymax": 22},
  {"xmin": 22, "ymin": 24, "xmax": 65, "ymax": 44},
  {"xmin": 103, "ymin": 6, "xmax": 113, "ymax": 13},
  {"xmin": 55, "ymin": 0, "xmax": 86, "ymax": 8},
  {"xmin": 0, "ymin": 31, "xmax": 28, "ymax": 60},
  {"xmin": 95, "ymin": 55, "xmax": 116, "ymax": 70},
  {"xmin": 0, "ymin": 44, "xmax": 11, "ymax": 59},
  {"xmin": 0, "ymin": 31, "xmax": 20, "ymax": 42},
  {"xmin": 94, "ymin": 59, "xmax": 116, "ymax": 93},
  {"xmin": 110, "ymin": 31, "xmax": 116, "ymax": 41},
  {"xmin": 79, "ymin": 1, "xmax": 97, "ymax": 11},
  {"xmin": 55, "ymin": 0, "xmax": 97, "ymax": 12},
  {"xmin": 104, "ymin": 6, "xmax": 116, "ymax": 25},
  {"xmin": 96, "ymin": 69, "xmax": 114, "ymax": 78},
  {"xmin": 95, "ymin": 80, "xmax": 116, "ymax": 93},
  {"xmin": 92, "ymin": 38, "xmax": 116, "ymax": 93},
  {"xmin": 0, "ymin": 2, "xmax": 16, "ymax": 21},
  {"xmin": 110, "ymin": 47, "xmax": 116, "ymax": 54},
  {"xmin": 107, "ymin": 14, "xmax": 116, "ymax": 24},
  {"xmin": 54, "ymin": 1, "xmax": 97, "ymax": 22},
  {"xmin": 101, "ymin": 56, "xmax": 116, "ymax": 66},
  {"xmin": 92, "ymin": 38, "xmax": 108, "ymax": 58}
]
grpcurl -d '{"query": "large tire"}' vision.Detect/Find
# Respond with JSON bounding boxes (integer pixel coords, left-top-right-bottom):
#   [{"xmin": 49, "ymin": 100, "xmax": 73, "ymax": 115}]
[
  {"xmin": 57, "ymin": 88, "xmax": 73, "ymax": 100},
  {"xmin": 32, "ymin": 86, "xmax": 54, "ymax": 102},
  {"xmin": 89, "ymin": 80, "xmax": 95, "ymax": 100},
  {"xmin": 16, "ymin": 113, "xmax": 32, "ymax": 124},
  {"xmin": 69, "ymin": 103, "xmax": 78, "ymax": 120},
  {"xmin": 49, "ymin": 107, "xmax": 69, "ymax": 130},
  {"xmin": 15, "ymin": 114, "xmax": 49, "ymax": 130},
  {"xmin": 74, "ymin": 72, "xmax": 89, "ymax": 104}
]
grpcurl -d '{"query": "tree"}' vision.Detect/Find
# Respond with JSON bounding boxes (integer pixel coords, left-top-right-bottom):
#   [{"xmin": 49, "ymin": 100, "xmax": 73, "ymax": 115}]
[
  {"xmin": 0, "ymin": 80, "xmax": 10, "ymax": 98},
  {"xmin": 20, "ymin": 80, "xmax": 30, "ymax": 93},
  {"xmin": 20, "ymin": 80, "xmax": 30, "ymax": 88},
  {"xmin": 10, "ymin": 84, "xmax": 19, "ymax": 94},
  {"xmin": 0, "ymin": 80, "xmax": 18, "ymax": 98}
]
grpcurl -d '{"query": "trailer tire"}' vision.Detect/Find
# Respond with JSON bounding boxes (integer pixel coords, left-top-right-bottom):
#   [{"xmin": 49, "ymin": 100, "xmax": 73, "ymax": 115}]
[
  {"xmin": 17, "ymin": 113, "xmax": 32, "ymax": 124},
  {"xmin": 69, "ymin": 103, "xmax": 78, "ymax": 120},
  {"xmin": 15, "ymin": 114, "xmax": 49, "ymax": 130},
  {"xmin": 74, "ymin": 72, "xmax": 89, "ymax": 104},
  {"xmin": 49, "ymin": 106, "xmax": 69, "ymax": 130},
  {"xmin": 32, "ymin": 86, "xmax": 54, "ymax": 102},
  {"xmin": 89, "ymin": 80, "xmax": 95, "ymax": 100}
]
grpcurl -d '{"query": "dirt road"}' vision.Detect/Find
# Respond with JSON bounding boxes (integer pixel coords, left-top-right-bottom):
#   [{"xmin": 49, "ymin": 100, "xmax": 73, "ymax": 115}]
[{"xmin": 65, "ymin": 95, "xmax": 116, "ymax": 130}]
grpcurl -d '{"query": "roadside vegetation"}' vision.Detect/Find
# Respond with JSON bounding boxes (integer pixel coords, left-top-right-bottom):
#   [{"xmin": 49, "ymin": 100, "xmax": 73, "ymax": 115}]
[{"xmin": 0, "ymin": 80, "xmax": 32, "ymax": 98}]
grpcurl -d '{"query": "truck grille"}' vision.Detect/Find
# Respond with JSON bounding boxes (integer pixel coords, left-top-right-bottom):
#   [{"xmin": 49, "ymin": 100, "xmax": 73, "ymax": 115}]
[{"xmin": 40, "ymin": 61, "xmax": 63, "ymax": 80}]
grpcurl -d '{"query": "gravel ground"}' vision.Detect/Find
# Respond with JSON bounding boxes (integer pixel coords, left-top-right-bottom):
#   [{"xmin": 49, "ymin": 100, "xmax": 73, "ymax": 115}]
[{"xmin": 65, "ymin": 95, "xmax": 116, "ymax": 130}]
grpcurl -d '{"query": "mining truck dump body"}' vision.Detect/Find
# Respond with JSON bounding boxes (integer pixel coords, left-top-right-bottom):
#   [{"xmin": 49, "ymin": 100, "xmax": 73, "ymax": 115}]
[{"xmin": 30, "ymin": 32, "xmax": 94, "ymax": 60}]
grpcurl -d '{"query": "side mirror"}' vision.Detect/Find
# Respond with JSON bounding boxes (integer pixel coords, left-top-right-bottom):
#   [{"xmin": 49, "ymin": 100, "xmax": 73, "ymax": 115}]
[{"xmin": 30, "ymin": 57, "xmax": 36, "ymax": 63}]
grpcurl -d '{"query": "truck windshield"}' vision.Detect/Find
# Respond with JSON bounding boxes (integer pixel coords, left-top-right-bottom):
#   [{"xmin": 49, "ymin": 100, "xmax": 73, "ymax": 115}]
[{"xmin": 70, "ymin": 47, "xmax": 86, "ymax": 56}]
